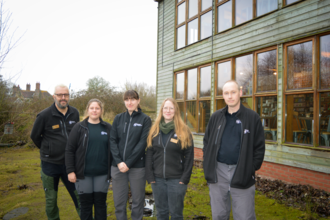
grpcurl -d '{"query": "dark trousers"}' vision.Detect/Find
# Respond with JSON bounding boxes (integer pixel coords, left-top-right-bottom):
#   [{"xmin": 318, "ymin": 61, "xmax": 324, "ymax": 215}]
[
  {"xmin": 40, "ymin": 163, "xmax": 80, "ymax": 220},
  {"xmin": 151, "ymin": 177, "xmax": 188, "ymax": 220}
]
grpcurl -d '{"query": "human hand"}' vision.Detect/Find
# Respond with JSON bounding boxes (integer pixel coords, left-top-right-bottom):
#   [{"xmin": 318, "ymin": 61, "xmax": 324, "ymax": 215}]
[
  {"xmin": 150, "ymin": 181, "xmax": 156, "ymax": 184},
  {"xmin": 68, "ymin": 172, "xmax": 77, "ymax": 183},
  {"xmin": 179, "ymin": 182, "xmax": 184, "ymax": 184},
  {"xmin": 118, "ymin": 162, "xmax": 129, "ymax": 173}
]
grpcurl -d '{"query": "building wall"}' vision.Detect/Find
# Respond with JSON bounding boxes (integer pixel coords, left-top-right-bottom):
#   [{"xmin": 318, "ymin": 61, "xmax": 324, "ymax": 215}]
[{"xmin": 156, "ymin": 0, "xmax": 330, "ymax": 191}]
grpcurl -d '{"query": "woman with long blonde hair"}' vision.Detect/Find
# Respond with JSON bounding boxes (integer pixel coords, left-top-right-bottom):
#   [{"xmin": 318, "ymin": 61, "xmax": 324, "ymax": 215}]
[{"xmin": 145, "ymin": 98, "xmax": 194, "ymax": 220}]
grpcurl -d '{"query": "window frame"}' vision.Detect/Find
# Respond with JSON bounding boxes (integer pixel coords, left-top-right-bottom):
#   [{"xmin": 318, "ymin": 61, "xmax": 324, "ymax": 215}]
[
  {"xmin": 174, "ymin": 63, "xmax": 212, "ymax": 134},
  {"xmin": 215, "ymin": 0, "xmax": 279, "ymax": 34},
  {"xmin": 175, "ymin": 0, "xmax": 213, "ymax": 50},
  {"xmin": 283, "ymin": 33, "xmax": 330, "ymax": 148}
]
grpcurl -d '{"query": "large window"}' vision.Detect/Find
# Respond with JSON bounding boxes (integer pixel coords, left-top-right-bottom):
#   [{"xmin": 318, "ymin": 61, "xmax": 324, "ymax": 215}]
[
  {"xmin": 176, "ymin": 0, "xmax": 213, "ymax": 49},
  {"xmin": 215, "ymin": 47, "xmax": 278, "ymax": 142},
  {"xmin": 284, "ymin": 34, "xmax": 330, "ymax": 148},
  {"xmin": 216, "ymin": 0, "xmax": 277, "ymax": 33},
  {"xmin": 175, "ymin": 64, "xmax": 211, "ymax": 133}
]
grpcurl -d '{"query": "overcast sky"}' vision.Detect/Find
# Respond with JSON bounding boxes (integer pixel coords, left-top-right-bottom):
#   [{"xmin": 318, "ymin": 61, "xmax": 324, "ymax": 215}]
[{"xmin": 2, "ymin": 0, "xmax": 158, "ymax": 93}]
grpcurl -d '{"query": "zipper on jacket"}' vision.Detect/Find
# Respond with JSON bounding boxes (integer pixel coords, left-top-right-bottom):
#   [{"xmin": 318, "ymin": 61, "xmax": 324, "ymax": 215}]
[
  {"xmin": 214, "ymin": 125, "xmax": 221, "ymax": 145},
  {"xmin": 59, "ymin": 121, "xmax": 65, "ymax": 136},
  {"xmin": 123, "ymin": 117, "xmax": 132, "ymax": 161},
  {"xmin": 123, "ymin": 122, "xmax": 127, "ymax": 133},
  {"xmin": 161, "ymin": 131, "xmax": 174, "ymax": 179},
  {"xmin": 229, "ymin": 120, "xmax": 244, "ymax": 189},
  {"xmin": 79, "ymin": 124, "xmax": 89, "ymax": 179},
  {"xmin": 62, "ymin": 112, "xmax": 72, "ymax": 139}
]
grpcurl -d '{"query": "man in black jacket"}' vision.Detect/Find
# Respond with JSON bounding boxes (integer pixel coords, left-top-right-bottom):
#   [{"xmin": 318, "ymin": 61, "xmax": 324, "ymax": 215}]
[
  {"xmin": 30, "ymin": 84, "xmax": 80, "ymax": 220},
  {"xmin": 203, "ymin": 80, "xmax": 265, "ymax": 220}
]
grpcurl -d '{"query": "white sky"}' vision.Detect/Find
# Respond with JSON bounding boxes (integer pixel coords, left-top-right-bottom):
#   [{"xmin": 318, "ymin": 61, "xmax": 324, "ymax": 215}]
[{"xmin": 2, "ymin": 0, "xmax": 158, "ymax": 93}]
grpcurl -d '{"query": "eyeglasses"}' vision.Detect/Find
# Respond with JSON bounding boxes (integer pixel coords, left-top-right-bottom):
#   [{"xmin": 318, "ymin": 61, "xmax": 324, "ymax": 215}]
[
  {"xmin": 55, "ymin": 93, "xmax": 70, "ymax": 98},
  {"xmin": 163, "ymin": 107, "xmax": 174, "ymax": 111}
]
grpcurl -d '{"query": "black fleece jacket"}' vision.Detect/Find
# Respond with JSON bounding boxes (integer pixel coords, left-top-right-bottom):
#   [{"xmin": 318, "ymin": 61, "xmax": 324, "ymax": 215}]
[
  {"xmin": 65, "ymin": 118, "xmax": 112, "ymax": 180},
  {"xmin": 145, "ymin": 130, "xmax": 194, "ymax": 184},
  {"xmin": 30, "ymin": 103, "xmax": 79, "ymax": 165},
  {"xmin": 110, "ymin": 108, "xmax": 152, "ymax": 168},
  {"xmin": 203, "ymin": 103, "xmax": 265, "ymax": 189}
]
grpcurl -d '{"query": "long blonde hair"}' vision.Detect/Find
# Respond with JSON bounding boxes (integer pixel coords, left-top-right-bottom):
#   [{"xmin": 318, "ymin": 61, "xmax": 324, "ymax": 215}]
[
  {"xmin": 147, "ymin": 98, "xmax": 192, "ymax": 149},
  {"xmin": 83, "ymin": 99, "xmax": 104, "ymax": 120}
]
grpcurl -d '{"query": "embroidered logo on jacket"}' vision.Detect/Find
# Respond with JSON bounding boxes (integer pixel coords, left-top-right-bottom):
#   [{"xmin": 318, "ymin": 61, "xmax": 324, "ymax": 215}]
[
  {"xmin": 101, "ymin": 131, "xmax": 107, "ymax": 135},
  {"xmin": 69, "ymin": 121, "xmax": 76, "ymax": 124},
  {"xmin": 236, "ymin": 120, "xmax": 241, "ymax": 124},
  {"xmin": 133, "ymin": 123, "xmax": 142, "ymax": 127},
  {"xmin": 244, "ymin": 129, "xmax": 250, "ymax": 134}
]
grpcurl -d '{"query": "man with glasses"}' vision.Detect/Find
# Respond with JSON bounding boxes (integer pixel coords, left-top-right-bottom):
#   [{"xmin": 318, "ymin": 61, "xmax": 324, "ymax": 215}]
[{"xmin": 31, "ymin": 84, "xmax": 80, "ymax": 220}]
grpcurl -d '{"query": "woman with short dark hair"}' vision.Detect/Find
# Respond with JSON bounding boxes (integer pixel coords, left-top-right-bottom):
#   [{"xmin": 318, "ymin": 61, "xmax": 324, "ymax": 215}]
[{"xmin": 110, "ymin": 90, "xmax": 152, "ymax": 220}]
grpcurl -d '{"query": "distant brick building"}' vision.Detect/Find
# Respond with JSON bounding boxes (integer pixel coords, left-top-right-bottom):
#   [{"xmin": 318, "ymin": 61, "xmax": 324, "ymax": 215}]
[{"xmin": 12, "ymin": 82, "xmax": 52, "ymax": 99}]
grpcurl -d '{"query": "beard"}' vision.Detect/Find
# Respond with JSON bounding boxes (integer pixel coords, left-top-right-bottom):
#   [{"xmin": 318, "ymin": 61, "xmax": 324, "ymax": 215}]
[{"xmin": 55, "ymin": 99, "xmax": 69, "ymax": 109}]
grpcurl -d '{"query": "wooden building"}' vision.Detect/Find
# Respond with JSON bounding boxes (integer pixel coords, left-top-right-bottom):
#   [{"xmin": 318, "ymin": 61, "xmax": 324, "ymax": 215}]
[{"xmin": 153, "ymin": 0, "xmax": 330, "ymax": 192}]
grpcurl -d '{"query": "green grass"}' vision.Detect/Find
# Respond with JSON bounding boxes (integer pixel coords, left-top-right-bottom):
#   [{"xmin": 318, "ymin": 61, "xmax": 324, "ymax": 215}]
[{"xmin": 0, "ymin": 146, "xmax": 328, "ymax": 220}]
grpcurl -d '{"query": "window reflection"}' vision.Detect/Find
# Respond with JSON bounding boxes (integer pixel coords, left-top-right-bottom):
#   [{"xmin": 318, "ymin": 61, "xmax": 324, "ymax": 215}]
[
  {"xmin": 178, "ymin": 2, "xmax": 186, "ymax": 25},
  {"xmin": 256, "ymin": 97, "xmax": 277, "ymax": 141},
  {"xmin": 216, "ymin": 99, "xmax": 226, "ymax": 110},
  {"xmin": 286, "ymin": 94, "xmax": 314, "ymax": 145},
  {"xmin": 257, "ymin": 50, "xmax": 277, "ymax": 92},
  {"xmin": 257, "ymin": 0, "xmax": 277, "ymax": 16},
  {"xmin": 178, "ymin": 102, "xmax": 185, "ymax": 121},
  {"xmin": 187, "ymin": 68, "xmax": 197, "ymax": 100},
  {"xmin": 187, "ymin": 101, "xmax": 197, "ymax": 132},
  {"xmin": 319, "ymin": 92, "xmax": 330, "ymax": 146},
  {"xmin": 177, "ymin": 25, "xmax": 186, "ymax": 49},
  {"xmin": 235, "ymin": 0, "xmax": 252, "ymax": 25},
  {"xmin": 201, "ymin": 11, "xmax": 212, "ymax": 40},
  {"xmin": 236, "ymin": 54, "xmax": 253, "ymax": 96},
  {"xmin": 199, "ymin": 100, "xmax": 211, "ymax": 133},
  {"xmin": 287, "ymin": 41, "xmax": 313, "ymax": 90},
  {"xmin": 176, "ymin": 72, "xmax": 185, "ymax": 99},
  {"xmin": 320, "ymin": 35, "xmax": 330, "ymax": 89},
  {"xmin": 200, "ymin": 66, "xmax": 211, "ymax": 97},
  {"xmin": 202, "ymin": 0, "xmax": 212, "ymax": 11},
  {"xmin": 188, "ymin": 19, "xmax": 198, "ymax": 45},
  {"xmin": 217, "ymin": 61, "xmax": 231, "ymax": 96},
  {"xmin": 189, "ymin": 0, "xmax": 198, "ymax": 19},
  {"xmin": 241, "ymin": 97, "xmax": 253, "ymax": 109},
  {"xmin": 218, "ymin": 1, "xmax": 232, "ymax": 32}
]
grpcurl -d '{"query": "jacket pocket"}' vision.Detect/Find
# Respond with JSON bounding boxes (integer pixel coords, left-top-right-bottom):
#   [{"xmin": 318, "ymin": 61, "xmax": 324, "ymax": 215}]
[{"xmin": 41, "ymin": 142, "xmax": 51, "ymax": 157}]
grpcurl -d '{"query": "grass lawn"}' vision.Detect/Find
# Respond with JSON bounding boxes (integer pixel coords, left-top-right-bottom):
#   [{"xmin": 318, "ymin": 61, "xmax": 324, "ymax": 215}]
[{"xmin": 0, "ymin": 146, "xmax": 328, "ymax": 220}]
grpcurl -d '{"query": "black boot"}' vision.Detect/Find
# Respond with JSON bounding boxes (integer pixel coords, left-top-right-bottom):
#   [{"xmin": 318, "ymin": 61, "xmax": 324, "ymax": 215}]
[
  {"xmin": 94, "ymin": 192, "xmax": 107, "ymax": 220},
  {"xmin": 79, "ymin": 193, "xmax": 94, "ymax": 220}
]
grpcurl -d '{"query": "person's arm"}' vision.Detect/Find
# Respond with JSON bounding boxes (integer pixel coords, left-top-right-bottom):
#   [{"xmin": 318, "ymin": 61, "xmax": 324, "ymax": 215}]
[
  {"xmin": 65, "ymin": 123, "xmax": 80, "ymax": 176},
  {"xmin": 109, "ymin": 116, "xmax": 123, "ymax": 165},
  {"xmin": 124, "ymin": 116, "xmax": 152, "ymax": 168},
  {"xmin": 145, "ymin": 146, "xmax": 155, "ymax": 183},
  {"xmin": 30, "ymin": 113, "xmax": 45, "ymax": 149},
  {"xmin": 180, "ymin": 135, "xmax": 194, "ymax": 184},
  {"xmin": 253, "ymin": 117, "xmax": 265, "ymax": 171}
]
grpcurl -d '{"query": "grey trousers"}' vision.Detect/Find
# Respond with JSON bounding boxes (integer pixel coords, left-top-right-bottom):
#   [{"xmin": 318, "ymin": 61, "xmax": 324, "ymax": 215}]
[
  {"xmin": 208, "ymin": 162, "xmax": 256, "ymax": 220},
  {"xmin": 75, "ymin": 175, "xmax": 109, "ymax": 194},
  {"xmin": 111, "ymin": 166, "xmax": 146, "ymax": 220}
]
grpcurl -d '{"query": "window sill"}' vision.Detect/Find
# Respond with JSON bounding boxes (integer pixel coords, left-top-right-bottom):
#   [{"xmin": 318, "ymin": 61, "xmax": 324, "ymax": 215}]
[{"xmin": 192, "ymin": 132, "xmax": 205, "ymax": 136}]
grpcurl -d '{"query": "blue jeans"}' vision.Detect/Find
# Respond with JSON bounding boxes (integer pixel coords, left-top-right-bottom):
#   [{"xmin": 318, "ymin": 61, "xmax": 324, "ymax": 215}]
[{"xmin": 151, "ymin": 177, "xmax": 188, "ymax": 220}]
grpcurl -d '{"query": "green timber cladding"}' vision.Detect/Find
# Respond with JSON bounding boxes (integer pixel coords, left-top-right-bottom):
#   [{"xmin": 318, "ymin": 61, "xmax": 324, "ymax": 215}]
[{"xmin": 154, "ymin": 0, "xmax": 330, "ymax": 192}]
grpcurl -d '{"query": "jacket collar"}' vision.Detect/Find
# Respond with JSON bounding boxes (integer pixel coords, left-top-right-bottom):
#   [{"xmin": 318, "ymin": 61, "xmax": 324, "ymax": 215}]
[
  {"xmin": 219, "ymin": 103, "xmax": 246, "ymax": 117},
  {"xmin": 51, "ymin": 103, "xmax": 71, "ymax": 117},
  {"xmin": 125, "ymin": 108, "xmax": 142, "ymax": 117},
  {"xmin": 81, "ymin": 117, "xmax": 107, "ymax": 127}
]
